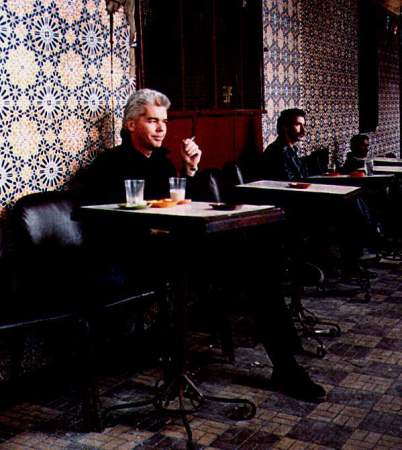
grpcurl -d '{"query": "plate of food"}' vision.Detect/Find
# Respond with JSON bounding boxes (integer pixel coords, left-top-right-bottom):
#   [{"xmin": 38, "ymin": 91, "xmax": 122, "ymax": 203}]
[
  {"xmin": 149, "ymin": 199, "xmax": 178, "ymax": 208},
  {"xmin": 117, "ymin": 201, "xmax": 149, "ymax": 210},
  {"xmin": 287, "ymin": 182, "xmax": 311, "ymax": 189},
  {"xmin": 177, "ymin": 199, "xmax": 192, "ymax": 205}
]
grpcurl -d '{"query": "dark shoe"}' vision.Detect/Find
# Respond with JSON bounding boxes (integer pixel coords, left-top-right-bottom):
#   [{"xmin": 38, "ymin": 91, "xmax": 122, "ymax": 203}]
[
  {"xmin": 360, "ymin": 249, "xmax": 378, "ymax": 262},
  {"xmin": 299, "ymin": 262, "xmax": 325, "ymax": 286},
  {"xmin": 271, "ymin": 365, "xmax": 326, "ymax": 402},
  {"xmin": 341, "ymin": 265, "xmax": 377, "ymax": 281}
]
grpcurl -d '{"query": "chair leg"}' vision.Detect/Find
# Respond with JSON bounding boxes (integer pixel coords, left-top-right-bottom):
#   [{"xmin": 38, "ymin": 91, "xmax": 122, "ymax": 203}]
[
  {"xmin": 75, "ymin": 317, "xmax": 102, "ymax": 432},
  {"xmin": 6, "ymin": 334, "xmax": 25, "ymax": 382},
  {"xmin": 209, "ymin": 283, "xmax": 235, "ymax": 362},
  {"xmin": 289, "ymin": 283, "xmax": 341, "ymax": 358}
]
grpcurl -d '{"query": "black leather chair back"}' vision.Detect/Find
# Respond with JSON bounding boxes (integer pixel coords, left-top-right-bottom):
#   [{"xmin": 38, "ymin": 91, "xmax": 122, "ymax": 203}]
[
  {"xmin": 12, "ymin": 191, "xmax": 83, "ymax": 250},
  {"xmin": 221, "ymin": 162, "xmax": 245, "ymax": 203},
  {"xmin": 9, "ymin": 191, "xmax": 86, "ymax": 312},
  {"xmin": 191, "ymin": 169, "xmax": 222, "ymax": 203},
  {"xmin": 301, "ymin": 148, "xmax": 329, "ymax": 176},
  {"xmin": 9, "ymin": 191, "xmax": 155, "ymax": 313},
  {"xmin": 223, "ymin": 162, "xmax": 244, "ymax": 186}
]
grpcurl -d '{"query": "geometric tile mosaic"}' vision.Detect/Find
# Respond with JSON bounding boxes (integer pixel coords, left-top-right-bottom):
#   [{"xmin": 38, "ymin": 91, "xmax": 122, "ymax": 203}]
[
  {"xmin": 262, "ymin": 0, "xmax": 400, "ymax": 164},
  {"xmin": 0, "ymin": 0, "xmax": 134, "ymax": 216}
]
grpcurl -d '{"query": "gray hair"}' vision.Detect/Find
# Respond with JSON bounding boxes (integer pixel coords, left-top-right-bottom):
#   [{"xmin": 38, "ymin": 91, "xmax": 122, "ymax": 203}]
[{"xmin": 123, "ymin": 89, "xmax": 171, "ymax": 128}]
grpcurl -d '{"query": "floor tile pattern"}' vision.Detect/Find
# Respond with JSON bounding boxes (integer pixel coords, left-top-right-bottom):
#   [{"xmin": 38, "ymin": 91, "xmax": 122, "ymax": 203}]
[{"xmin": 0, "ymin": 259, "xmax": 401, "ymax": 449}]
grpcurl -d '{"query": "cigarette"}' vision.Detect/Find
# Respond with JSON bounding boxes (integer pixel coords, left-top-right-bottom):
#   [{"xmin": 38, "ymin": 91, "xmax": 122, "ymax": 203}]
[{"xmin": 183, "ymin": 136, "xmax": 196, "ymax": 143}]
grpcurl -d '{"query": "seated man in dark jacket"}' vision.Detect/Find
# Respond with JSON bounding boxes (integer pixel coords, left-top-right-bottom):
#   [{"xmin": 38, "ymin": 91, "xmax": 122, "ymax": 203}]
[
  {"xmin": 341, "ymin": 135, "xmax": 395, "ymax": 242},
  {"xmin": 259, "ymin": 108, "xmax": 308, "ymax": 181},
  {"xmin": 74, "ymin": 90, "xmax": 325, "ymax": 401},
  {"xmin": 259, "ymin": 109, "xmax": 378, "ymax": 278},
  {"xmin": 340, "ymin": 134, "xmax": 370, "ymax": 174}
]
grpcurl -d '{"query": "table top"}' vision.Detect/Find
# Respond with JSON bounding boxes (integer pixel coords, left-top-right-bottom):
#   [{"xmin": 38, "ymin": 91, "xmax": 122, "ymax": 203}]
[
  {"xmin": 373, "ymin": 165, "xmax": 402, "ymax": 174},
  {"xmin": 237, "ymin": 179, "xmax": 360, "ymax": 196},
  {"xmin": 306, "ymin": 173, "xmax": 394, "ymax": 187},
  {"xmin": 374, "ymin": 157, "xmax": 402, "ymax": 166},
  {"xmin": 78, "ymin": 201, "xmax": 285, "ymax": 235},
  {"xmin": 235, "ymin": 179, "xmax": 361, "ymax": 207}
]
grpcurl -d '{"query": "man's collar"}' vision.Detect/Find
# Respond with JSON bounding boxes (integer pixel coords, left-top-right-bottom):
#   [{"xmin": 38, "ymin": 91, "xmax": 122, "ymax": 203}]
[{"xmin": 277, "ymin": 138, "xmax": 298, "ymax": 151}]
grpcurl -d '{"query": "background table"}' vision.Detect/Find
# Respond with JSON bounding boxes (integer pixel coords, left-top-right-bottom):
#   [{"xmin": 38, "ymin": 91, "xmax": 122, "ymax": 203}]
[
  {"xmin": 306, "ymin": 174, "xmax": 394, "ymax": 188},
  {"xmin": 372, "ymin": 166, "xmax": 402, "ymax": 175},
  {"xmin": 236, "ymin": 179, "xmax": 361, "ymax": 207},
  {"xmin": 374, "ymin": 157, "xmax": 402, "ymax": 166}
]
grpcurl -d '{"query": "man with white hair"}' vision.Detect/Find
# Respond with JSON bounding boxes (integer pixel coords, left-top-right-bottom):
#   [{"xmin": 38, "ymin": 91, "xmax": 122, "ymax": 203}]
[{"xmin": 79, "ymin": 88, "xmax": 201, "ymax": 203}]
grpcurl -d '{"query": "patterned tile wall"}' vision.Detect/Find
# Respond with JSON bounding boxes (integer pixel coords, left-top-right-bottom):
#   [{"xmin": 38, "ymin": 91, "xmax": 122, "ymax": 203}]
[
  {"xmin": 262, "ymin": 0, "xmax": 400, "ymax": 161},
  {"xmin": 0, "ymin": 0, "xmax": 133, "ymax": 217},
  {"xmin": 298, "ymin": 0, "xmax": 360, "ymax": 159},
  {"xmin": 262, "ymin": 0, "xmax": 302, "ymax": 146},
  {"xmin": 366, "ymin": 25, "xmax": 400, "ymax": 156}
]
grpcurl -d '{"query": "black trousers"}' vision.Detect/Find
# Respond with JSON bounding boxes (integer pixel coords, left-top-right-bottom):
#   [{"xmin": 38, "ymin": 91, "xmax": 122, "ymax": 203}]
[
  {"xmin": 85, "ymin": 221, "xmax": 301, "ymax": 373},
  {"xmin": 196, "ymin": 225, "xmax": 301, "ymax": 371}
]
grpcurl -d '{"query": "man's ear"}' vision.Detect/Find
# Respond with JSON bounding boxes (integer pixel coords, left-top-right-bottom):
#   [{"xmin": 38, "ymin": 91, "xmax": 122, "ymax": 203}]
[{"xmin": 126, "ymin": 119, "xmax": 136, "ymax": 132}]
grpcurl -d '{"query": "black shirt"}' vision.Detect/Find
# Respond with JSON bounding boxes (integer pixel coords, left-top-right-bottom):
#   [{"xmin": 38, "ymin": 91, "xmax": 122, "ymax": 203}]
[
  {"xmin": 340, "ymin": 152, "xmax": 365, "ymax": 174},
  {"xmin": 260, "ymin": 138, "xmax": 308, "ymax": 181},
  {"xmin": 77, "ymin": 142, "xmax": 177, "ymax": 204}
]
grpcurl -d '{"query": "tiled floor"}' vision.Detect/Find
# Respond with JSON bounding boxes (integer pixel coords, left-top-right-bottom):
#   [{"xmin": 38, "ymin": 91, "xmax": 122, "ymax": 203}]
[{"xmin": 0, "ymin": 258, "xmax": 401, "ymax": 449}]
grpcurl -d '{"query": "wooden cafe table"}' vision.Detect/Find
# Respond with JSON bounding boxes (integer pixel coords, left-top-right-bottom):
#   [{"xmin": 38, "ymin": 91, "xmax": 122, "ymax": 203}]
[
  {"xmin": 374, "ymin": 157, "xmax": 402, "ymax": 166},
  {"xmin": 77, "ymin": 201, "xmax": 285, "ymax": 449},
  {"xmin": 235, "ymin": 179, "xmax": 368, "ymax": 337},
  {"xmin": 372, "ymin": 165, "xmax": 402, "ymax": 175},
  {"xmin": 306, "ymin": 173, "xmax": 394, "ymax": 189},
  {"xmin": 235, "ymin": 179, "xmax": 362, "ymax": 207}
]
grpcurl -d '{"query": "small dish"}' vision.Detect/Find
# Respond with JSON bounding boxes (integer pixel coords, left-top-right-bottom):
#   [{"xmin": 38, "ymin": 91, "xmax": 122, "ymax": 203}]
[
  {"xmin": 325, "ymin": 171, "xmax": 340, "ymax": 177},
  {"xmin": 288, "ymin": 182, "xmax": 311, "ymax": 189},
  {"xmin": 350, "ymin": 170, "xmax": 365, "ymax": 178},
  {"xmin": 117, "ymin": 201, "xmax": 149, "ymax": 210},
  {"xmin": 149, "ymin": 199, "xmax": 178, "ymax": 208},
  {"xmin": 177, "ymin": 199, "xmax": 192, "ymax": 205},
  {"xmin": 210, "ymin": 203, "xmax": 241, "ymax": 211}
]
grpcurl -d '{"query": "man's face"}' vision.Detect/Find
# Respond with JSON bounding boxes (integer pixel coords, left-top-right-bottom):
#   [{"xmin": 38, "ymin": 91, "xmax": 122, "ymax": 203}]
[
  {"xmin": 352, "ymin": 139, "xmax": 369, "ymax": 159},
  {"xmin": 286, "ymin": 115, "xmax": 306, "ymax": 144},
  {"xmin": 127, "ymin": 104, "xmax": 168, "ymax": 151}
]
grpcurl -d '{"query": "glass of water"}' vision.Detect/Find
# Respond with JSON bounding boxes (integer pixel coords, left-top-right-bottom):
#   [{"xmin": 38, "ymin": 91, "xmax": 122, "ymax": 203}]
[{"xmin": 124, "ymin": 179, "xmax": 145, "ymax": 205}]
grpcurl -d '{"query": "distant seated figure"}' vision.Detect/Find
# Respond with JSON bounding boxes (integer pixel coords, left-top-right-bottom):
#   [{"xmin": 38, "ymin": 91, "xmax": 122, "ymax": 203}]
[
  {"xmin": 340, "ymin": 134, "xmax": 370, "ymax": 174},
  {"xmin": 259, "ymin": 108, "xmax": 308, "ymax": 181},
  {"xmin": 258, "ymin": 109, "xmax": 379, "ymax": 278}
]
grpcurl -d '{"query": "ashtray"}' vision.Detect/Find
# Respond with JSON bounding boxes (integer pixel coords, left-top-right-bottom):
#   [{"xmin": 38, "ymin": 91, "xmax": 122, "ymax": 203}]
[
  {"xmin": 117, "ymin": 201, "xmax": 149, "ymax": 210},
  {"xmin": 325, "ymin": 171, "xmax": 340, "ymax": 177},
  {"xmin": 287, "ymin": 182, "xmax": 311, "ymax": 189},
  {"xmin": 210, "ymin": 203, "xmax": 241, "ymax": 211},
  {"xmin": 350, "ymin": 171, "xmax": 365, "ymax": 178}
]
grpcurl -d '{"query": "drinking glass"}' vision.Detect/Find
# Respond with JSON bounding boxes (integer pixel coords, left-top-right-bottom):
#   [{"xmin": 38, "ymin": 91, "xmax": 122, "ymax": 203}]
[
  {"xmin": 169, "ymin": 177, "xmax": 186, "ymax": 201},
  {"xmin": 365, "ymin": 159, "xmax": 374, "ymax": 176},
  {"xmin": 124, "ymin": 179, "xmax": 145, "ymax": 205}
]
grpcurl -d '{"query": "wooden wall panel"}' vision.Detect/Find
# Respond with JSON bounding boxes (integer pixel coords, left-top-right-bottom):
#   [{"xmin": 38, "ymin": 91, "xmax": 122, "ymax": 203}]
[
  {"xmin": 196, "ymin": 116, "xmax": 235, "ymax": 169},
  {"xmin": 163, "ymin": 117, "xmax": 194, "ymax": 172},
  {"xmin": 165, "ymin": 110, "xmax": 264, "ymax": 171}
]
